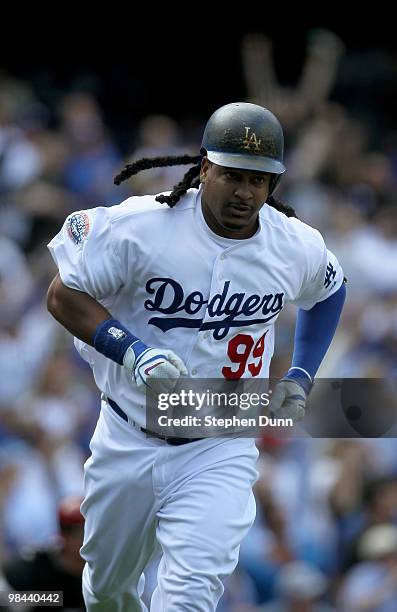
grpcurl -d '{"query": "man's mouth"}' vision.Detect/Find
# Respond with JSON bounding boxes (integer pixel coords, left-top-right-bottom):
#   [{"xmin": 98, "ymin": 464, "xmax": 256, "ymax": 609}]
[{"xmin": 225, "ymin": 203, "xmax": 252, "ymax": 215}]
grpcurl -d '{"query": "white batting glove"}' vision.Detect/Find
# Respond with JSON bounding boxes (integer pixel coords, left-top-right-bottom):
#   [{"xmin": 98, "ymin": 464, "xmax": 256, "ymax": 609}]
[
  {"xmin": 123, "ymin": 345, "xmax": 188, "ymax": 393},
  {"xmin": 269, "ymin": 378, "xmax": 307, "ymax": 422}
]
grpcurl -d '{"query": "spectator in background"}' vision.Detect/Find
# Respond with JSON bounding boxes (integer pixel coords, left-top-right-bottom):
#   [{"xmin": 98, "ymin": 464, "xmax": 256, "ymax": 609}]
[
  {"xmin": 127, "ymin": 113, "xmax": 187, "ymax": 195},
  {"xmin": 0, "ymin": 460, "xmax": 18, "ymax": 567},
  {"xmin": 0, "ymin": 74, "xmax": 43, "ymax": 196},
  {"xmin": 0, "ymin": 352, "xmax": 89, "ymax": 553},
  {"xmin": 3, "ymin": 352, "xmax": 88, "ymax": 498},
  {"xmin": 339, "ymin": 476, "xmax": 397, "ymax": 571},
  {"xmin": 259, "ymin": 561, "xmax": 336, "ymax": 611},
  {"xmin": 338, "ymin": 524, "xmax": 397, "ymax": 611},
  {"xmin": 1, "ymin": 496, "xmax": 85, "ymax": 611},
  {"xmin": 0, "ymin": 236, "xmax": 56, "ymax": 408},
  {"xmin": 61, "ymin": 92, "xmax": 122, "ymax": 206},
  {"xmin": 241, "ymin": 29, "xmax": 344, "ymax": 135}
]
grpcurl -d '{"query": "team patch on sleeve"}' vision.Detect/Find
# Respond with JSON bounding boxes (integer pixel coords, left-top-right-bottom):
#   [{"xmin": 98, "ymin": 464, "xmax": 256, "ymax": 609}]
[
  {"xmin": 324, "ymin": 261, "xmax": 337, "ymax": 289},
  {"xmin": 67, "ymin": 212, "xmax": 90, "ymax": 245}
]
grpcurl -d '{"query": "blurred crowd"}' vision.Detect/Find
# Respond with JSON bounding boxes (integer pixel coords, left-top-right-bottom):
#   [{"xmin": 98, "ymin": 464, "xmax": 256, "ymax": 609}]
[{"xmin": 1, "ymin": 29, "xmax": 397, "ymax": 611}]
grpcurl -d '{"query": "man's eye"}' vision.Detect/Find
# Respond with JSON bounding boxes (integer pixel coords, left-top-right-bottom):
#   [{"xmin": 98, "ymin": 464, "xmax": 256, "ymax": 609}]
[{"xmin": 225, "ymin": 172, "xmax": 239, "ymax": 180}]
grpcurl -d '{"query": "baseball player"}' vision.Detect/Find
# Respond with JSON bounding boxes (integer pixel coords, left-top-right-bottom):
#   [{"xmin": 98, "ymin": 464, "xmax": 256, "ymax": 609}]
[{"xmin": 47, "ymin": 102, "xmax": 346, "ymax": 611}]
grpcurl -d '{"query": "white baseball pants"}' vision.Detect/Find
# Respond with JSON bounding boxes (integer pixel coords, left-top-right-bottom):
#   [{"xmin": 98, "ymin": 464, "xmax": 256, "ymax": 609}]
[{"xmin": 80, "ymin": 399, "xmax": 258, "ymax": 611}]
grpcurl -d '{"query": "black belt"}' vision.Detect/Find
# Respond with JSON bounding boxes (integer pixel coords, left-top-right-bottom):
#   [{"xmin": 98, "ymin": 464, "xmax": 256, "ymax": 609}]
[{"xmin": 107, "ymin": 398, "xmax": 203, "ymax": 446}]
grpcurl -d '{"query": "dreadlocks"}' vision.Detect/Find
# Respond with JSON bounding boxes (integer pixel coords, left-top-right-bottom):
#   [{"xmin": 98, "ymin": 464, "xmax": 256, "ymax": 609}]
[
  {"xmin": 114, "ymin": 155, "xmax": 202, "ymax": 208},
  {"xmin": 267, "ymin": 196, "xmax": 297, "ymax": 218},
  {"xmin": 114, "ymin": 154, "xmax": 297, "ymax": 217}
]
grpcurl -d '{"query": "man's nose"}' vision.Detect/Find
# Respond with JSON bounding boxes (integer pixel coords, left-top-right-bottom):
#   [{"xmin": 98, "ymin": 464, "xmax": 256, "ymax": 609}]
[{"xmin": 234, "ymin": 182, "xmax": 253, "ymax": 201}]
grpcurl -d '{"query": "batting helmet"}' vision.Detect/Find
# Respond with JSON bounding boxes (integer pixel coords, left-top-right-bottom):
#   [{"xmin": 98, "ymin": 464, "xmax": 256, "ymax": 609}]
[{"xmin": 201, "ymin": 102, "xmax": 286, "ymax": 194}]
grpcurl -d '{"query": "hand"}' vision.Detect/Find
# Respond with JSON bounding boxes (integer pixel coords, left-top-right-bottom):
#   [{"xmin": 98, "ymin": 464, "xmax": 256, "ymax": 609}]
[
  {"xmin": 124, "ymin": 345, "xmax": 188, "ymax": 393},
  {"xmin": 269, "ymin": 378, "xmax": 307, "ymax": 422}
]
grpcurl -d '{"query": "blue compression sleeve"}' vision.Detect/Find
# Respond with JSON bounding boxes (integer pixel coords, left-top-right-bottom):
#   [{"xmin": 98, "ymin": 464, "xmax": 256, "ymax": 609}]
[{"xmin": 289, "ymin": 282, "xmax": 346, "ymax": 385}]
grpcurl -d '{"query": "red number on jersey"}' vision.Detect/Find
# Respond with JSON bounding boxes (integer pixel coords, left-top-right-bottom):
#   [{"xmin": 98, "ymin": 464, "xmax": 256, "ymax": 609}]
[
  {"xmin": 222, "ymin": 331, "xmax": 267, "ymax": 380},
  {"xmin": 222, "ymin": 334, "xmax": 253, "ymax": 380}
]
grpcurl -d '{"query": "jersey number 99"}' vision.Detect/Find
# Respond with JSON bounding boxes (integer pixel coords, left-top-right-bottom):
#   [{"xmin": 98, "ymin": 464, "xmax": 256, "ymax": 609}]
[{"xmin": 222, "ymin": 332, "xmax": 267, "ymax": 380}]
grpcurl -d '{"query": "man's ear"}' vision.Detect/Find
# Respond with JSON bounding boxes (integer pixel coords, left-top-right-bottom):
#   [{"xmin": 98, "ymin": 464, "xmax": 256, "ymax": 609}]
[{"xmin": 200, "ymin": 157, "xmax": 210, "ymax": 183}]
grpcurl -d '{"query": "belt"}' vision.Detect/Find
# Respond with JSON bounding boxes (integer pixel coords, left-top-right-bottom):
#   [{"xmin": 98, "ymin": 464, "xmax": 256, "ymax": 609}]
[{"xmin": 107, "ymin": 398, "xmax": 203, "ymax": 446}]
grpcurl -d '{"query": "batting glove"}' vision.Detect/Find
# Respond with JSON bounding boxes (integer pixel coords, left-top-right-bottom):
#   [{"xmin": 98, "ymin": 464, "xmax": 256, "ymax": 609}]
[
  {"xmin": 123, "ymin": 343, "xmax": 188, "ymax": 393},
  {"xmin": 269, "ymin": 377, "xmax": 310, "ymax": 422}
]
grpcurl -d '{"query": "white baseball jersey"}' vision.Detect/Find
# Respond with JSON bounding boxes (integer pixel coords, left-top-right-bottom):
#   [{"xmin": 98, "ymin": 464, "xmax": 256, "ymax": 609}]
[{"xmin": 48, "ymin": 186, "xmax": 343, "ymax": 427}]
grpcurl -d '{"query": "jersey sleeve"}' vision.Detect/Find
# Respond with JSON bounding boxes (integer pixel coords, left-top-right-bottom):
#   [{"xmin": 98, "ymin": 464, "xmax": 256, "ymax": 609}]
[
  {"xmin": 47, "ymin": 207, "xmax": 124, "ymax": 299},
  {"xmin": 293, "ymin": 229, "xmax": 344, "ymax": 310}
]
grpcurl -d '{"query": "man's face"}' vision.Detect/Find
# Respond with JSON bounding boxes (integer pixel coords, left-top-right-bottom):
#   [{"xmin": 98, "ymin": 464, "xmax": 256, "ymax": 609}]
[{"xmin": 200, "ymin": 158, "xmax": 272, "ymax": 239}]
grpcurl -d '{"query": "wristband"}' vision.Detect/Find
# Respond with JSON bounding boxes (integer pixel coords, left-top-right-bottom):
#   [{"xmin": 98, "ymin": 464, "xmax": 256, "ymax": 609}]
[
  {"xmin": 284, "ymin": 367, "xmax": 313, "ymax": 395},
  {"xmin": 93, "ymin": 318, "xmax": 147, "ymax": 365}
]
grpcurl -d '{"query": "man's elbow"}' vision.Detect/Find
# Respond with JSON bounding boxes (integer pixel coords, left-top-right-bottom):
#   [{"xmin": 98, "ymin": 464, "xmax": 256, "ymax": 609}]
[{"xmin": 46, "ymin": 274, "xmax": 63, "ymax": 319}]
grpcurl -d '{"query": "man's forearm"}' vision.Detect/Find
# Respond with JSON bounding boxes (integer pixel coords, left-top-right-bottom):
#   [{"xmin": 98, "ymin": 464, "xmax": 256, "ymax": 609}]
[
  {"xmin": 46, "ymin": 274, "xmax": 187, "ymax": 388},
  {"xmin": 290, "ymin": 281, "xmax": 347, "ymax": 381},
  {"xmin": 46, "ymin": 273, "xmax": 111, "ymax": 345}
]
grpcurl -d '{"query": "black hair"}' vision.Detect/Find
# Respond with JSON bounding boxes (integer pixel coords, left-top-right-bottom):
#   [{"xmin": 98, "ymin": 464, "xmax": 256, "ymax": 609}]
[
  {"xmin": 114, "ymin": 153, "xmax": 297, "ymax": 217},
  {"xmin": 267, "ymin": 196, "xmax": 297, "ymax": 218},
  {"xmin": 362, "ymin": 476, "xmax": 397, "ymax": 508}
]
